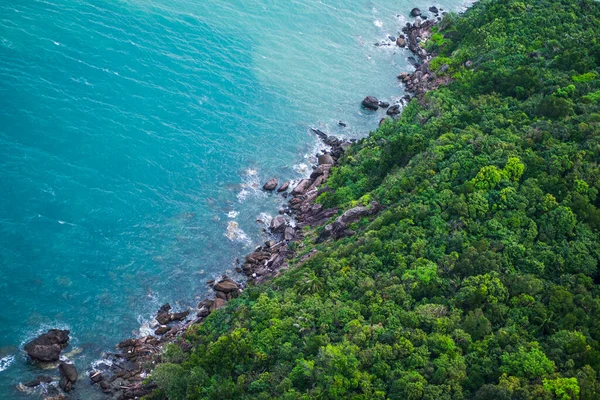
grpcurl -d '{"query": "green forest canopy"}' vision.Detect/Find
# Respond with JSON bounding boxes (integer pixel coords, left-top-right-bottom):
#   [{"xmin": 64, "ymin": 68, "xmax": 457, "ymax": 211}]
[{"xmin": 148, "ymin": 0, "xmax": 600, "ymax": 398}]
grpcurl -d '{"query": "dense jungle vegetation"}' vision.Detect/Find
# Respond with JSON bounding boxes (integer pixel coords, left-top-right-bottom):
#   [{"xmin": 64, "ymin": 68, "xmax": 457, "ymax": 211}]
[{"xmin": 148, "ymin": 0, "xmax": 600, "ymax": 398}]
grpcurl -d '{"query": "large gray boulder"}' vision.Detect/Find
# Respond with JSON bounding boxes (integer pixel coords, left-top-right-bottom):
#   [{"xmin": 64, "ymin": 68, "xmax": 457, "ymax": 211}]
[
  {"xmin": 263, "ymin": 178, "xmax": 278, "ymax": 191},
  {"xmin": 361, "ymin": 96, "xmax": 379, "ymax": 110},
  {"xmin": 292, "ymin": 179, "xmax": 312, "ymax": 195},
  {"xmin": 270, "ymin": 215, "xmax": 287, "ymax": 233},
  {"xmin": 24, "ymin": 329, "xmax": 70, "ymax": 362},
  {"xmin": 213, "ymin": 279, "xmax": 240, "ymax": 293}
]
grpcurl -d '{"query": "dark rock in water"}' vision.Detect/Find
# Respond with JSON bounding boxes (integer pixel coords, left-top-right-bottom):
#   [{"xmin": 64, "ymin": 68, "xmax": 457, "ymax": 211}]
[
  {"xmin": 410, "ymin": 8, "xmax": 421, "ymax": 17},
  {"xmin": 155, "ymin": 304, "xmax": 172, "ymax": 324},
  {"xmin": 24, "ymin": 329, "xmax": 70, "ymax": 362},
  {"xmin": 213, "ymin": 279, "xmax": 240, "ymax": 293},
  {"xmin": 378, "ymin": 100, "xmax": 390, "ymax": 108},
  {"xmin": 318, "ymin": 153, "xmax": 335, "ymax": 165},
  {"xmin": 292, "ymin": 179, "xmax": 312, "ymax": 195},
  {"xmin": 263, "ymin": 178, "xmax": 278, "ymax": 191},
  {"xmin": 277, "ymin": 181, "xmax": 290, "ymax": 192},
  {"xmin": 158, "ymin": 303, "xmax": 171, "ymax": 314},
  {"xmin": 154, "ymin": 326, "xmax": 170, "ymax": 335},
  {"xmin": 407, "ymin": 56, "xmax": 418, "ymax": 66},
  {"xmin": 361, "ymin": 96, "xmax": 379, "ymax": 110},
  {"xmin": 270, "ymin": 215, "xmax": 287, "ymax": 233},
  {"xmin": 338, "ymin": 121, "xmax": 347, "ymax": 127},
  {"xmin": 90, "ymin": 371, "xmax": 104, "ymax": 384},
  {"xmin": 388, "ymin": 35, "xmax": 396, "ymax": 42},
  {"xmin": 171, "ymin": 310, "xmax": 190, "ymax": 321},
  {"xmin": 24, "ymin": 375, "xmax": 53, "ymax": 387},
  {"xmin": 429, "ymin": 6, "xmax": 439, "ymax": 14},
  {"xmin": 59, "ymin": 362, "xmax": 77, "ymax": 392},
  {"xmin": 387, "ymin": 104, "xmax": 401, "ymax": 115},
  {"xmin": 396, "ymin": 37, "xmax": 406, "ymax": 47},
  {"xmin": 197, "ymin": 307, "xmax": 210, "ymax": 318},
  {"xmin": 422, "ymin": 15, "xmax": 428, "ymax": 20}
]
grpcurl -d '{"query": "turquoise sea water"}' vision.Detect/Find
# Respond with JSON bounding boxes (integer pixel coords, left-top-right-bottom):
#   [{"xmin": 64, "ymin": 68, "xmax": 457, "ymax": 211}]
[{"xmin": 0, "ymin": 0, "xmax": 470, "ymax": 397}]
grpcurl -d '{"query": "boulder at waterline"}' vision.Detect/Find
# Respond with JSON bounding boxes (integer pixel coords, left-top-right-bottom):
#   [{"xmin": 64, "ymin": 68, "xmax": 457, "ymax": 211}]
[{"xmin": 24, "ymin": 329, "xmax": 70, "ymax": 362}]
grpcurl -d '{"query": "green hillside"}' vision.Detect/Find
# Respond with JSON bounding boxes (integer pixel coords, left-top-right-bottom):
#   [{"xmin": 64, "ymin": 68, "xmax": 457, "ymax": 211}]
[{"xmin": 148, "ymin": 1, "xmax": 600, "ymax": 398}]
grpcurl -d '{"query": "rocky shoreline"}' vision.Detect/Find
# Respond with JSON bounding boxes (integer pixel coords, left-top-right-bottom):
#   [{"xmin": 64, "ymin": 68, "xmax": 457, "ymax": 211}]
[{"xmin": 19, "ymin": 7, "xmax": 446, "ymax": 400}]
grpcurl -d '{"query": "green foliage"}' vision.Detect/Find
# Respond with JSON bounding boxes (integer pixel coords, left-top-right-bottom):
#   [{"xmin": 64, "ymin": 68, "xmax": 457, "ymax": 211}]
[
  {"xmin": 500, "ymin": 344, "xmax": 555, "ymax": 379},
  {"xmin": 146, "ymin": 1, "xmax": 600, "ymax": 399},
  {"xmin": 543, "ymin": 377, "xmax": 580, "ymax": 400},
  {"xmin": 572, "ymin": 71, "xmax": 598, "ymax": 83},
  {"xmin": 583, "ymin": 90, "xmax": 600, "ymax": 103}
]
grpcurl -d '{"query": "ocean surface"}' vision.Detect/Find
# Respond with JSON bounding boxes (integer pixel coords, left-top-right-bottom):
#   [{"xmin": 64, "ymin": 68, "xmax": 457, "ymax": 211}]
[{"xmin": 0, "ymin": 0, "xmax": 471, "ymax": 397}]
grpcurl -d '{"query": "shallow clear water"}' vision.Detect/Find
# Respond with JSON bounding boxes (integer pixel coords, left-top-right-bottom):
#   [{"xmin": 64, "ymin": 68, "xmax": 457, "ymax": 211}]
[{"xmin": 0, "ymin": 0, "xmax": 471, "ymax": 397}]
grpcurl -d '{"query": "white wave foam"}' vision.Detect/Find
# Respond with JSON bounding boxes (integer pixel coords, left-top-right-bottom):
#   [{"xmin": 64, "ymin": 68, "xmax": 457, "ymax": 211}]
[
  {"xmin": 90, "ymin": 357, "xmax": 114, "ymax": 372},
  {"xmin": 373, "ymin": 20, "xmax": 383, "ymax": 28},
  {"xmin": 256, "ymin": 212, "xmax": 273, "ymax": 232},
  {"xmin": 227, "ymin": 211, "xmax": 239, "ymax": 218},
  {"xmin": 237, "ymin": 168, "xmax": 266, "ymax": 203},
  {"xmin": 293, "ymin": 163, "xmax": 310, "ymax": 174},
  {"xmin": 137, "ymin": 315, "xmax": 155, "ymax": 337},
  {"xmin": 0, "ymin": 355, "xmax": 15, "ymax": 373},
  {"xmin": 225, "ymin": 221, "xmax": 251, "ymax": 246}
]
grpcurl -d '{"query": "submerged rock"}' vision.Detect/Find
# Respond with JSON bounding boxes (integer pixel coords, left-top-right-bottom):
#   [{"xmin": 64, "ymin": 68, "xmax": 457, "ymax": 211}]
[
  {"xmin": 429, "ymin": 6, "xmax": 439, "ymax": 14},
  {"xmin": 378, "ymin": 100, "xmax": 390, "ymax": 108},
  {"xmin": 410, "ymin": 7, "xmax": 421, "ymax": 17},
  {"xmin": 361, "ymin": 96, "xmax": 379, "ymax": 110},
  {"xmin": 24, "ymin": 329, "xmax": 70, "ymax": 362},
  {"xmin": 23, "ymin": 375, "xmax": 53, "ymax": 388}
]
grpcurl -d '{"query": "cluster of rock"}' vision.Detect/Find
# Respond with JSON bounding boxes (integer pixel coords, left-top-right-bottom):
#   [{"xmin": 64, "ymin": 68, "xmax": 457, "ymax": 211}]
[
  {"xmin": 397, "ymin": 7, "xmax": 460, "ymax": 97},
  {"xmin": 24, "ymin": 329, "xmax": 70, "ymax": 363},
  {"xmin": 86, "ymin": 277, "xmax": 243, "ymax": 399},
  {"xmin": 410, "ymin": 6, "xmax": 445, "ymax": 19},
  {"xmin": 20, "ymin": 329, "xmax": 80, "ymax": 396},
  {"xmin": 361, "ymin": 96, "xmax": 408, "ymax": 120},
  {"xmin": 246, "ymin": 129, "xmax": 350, "ymax": 284}
]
